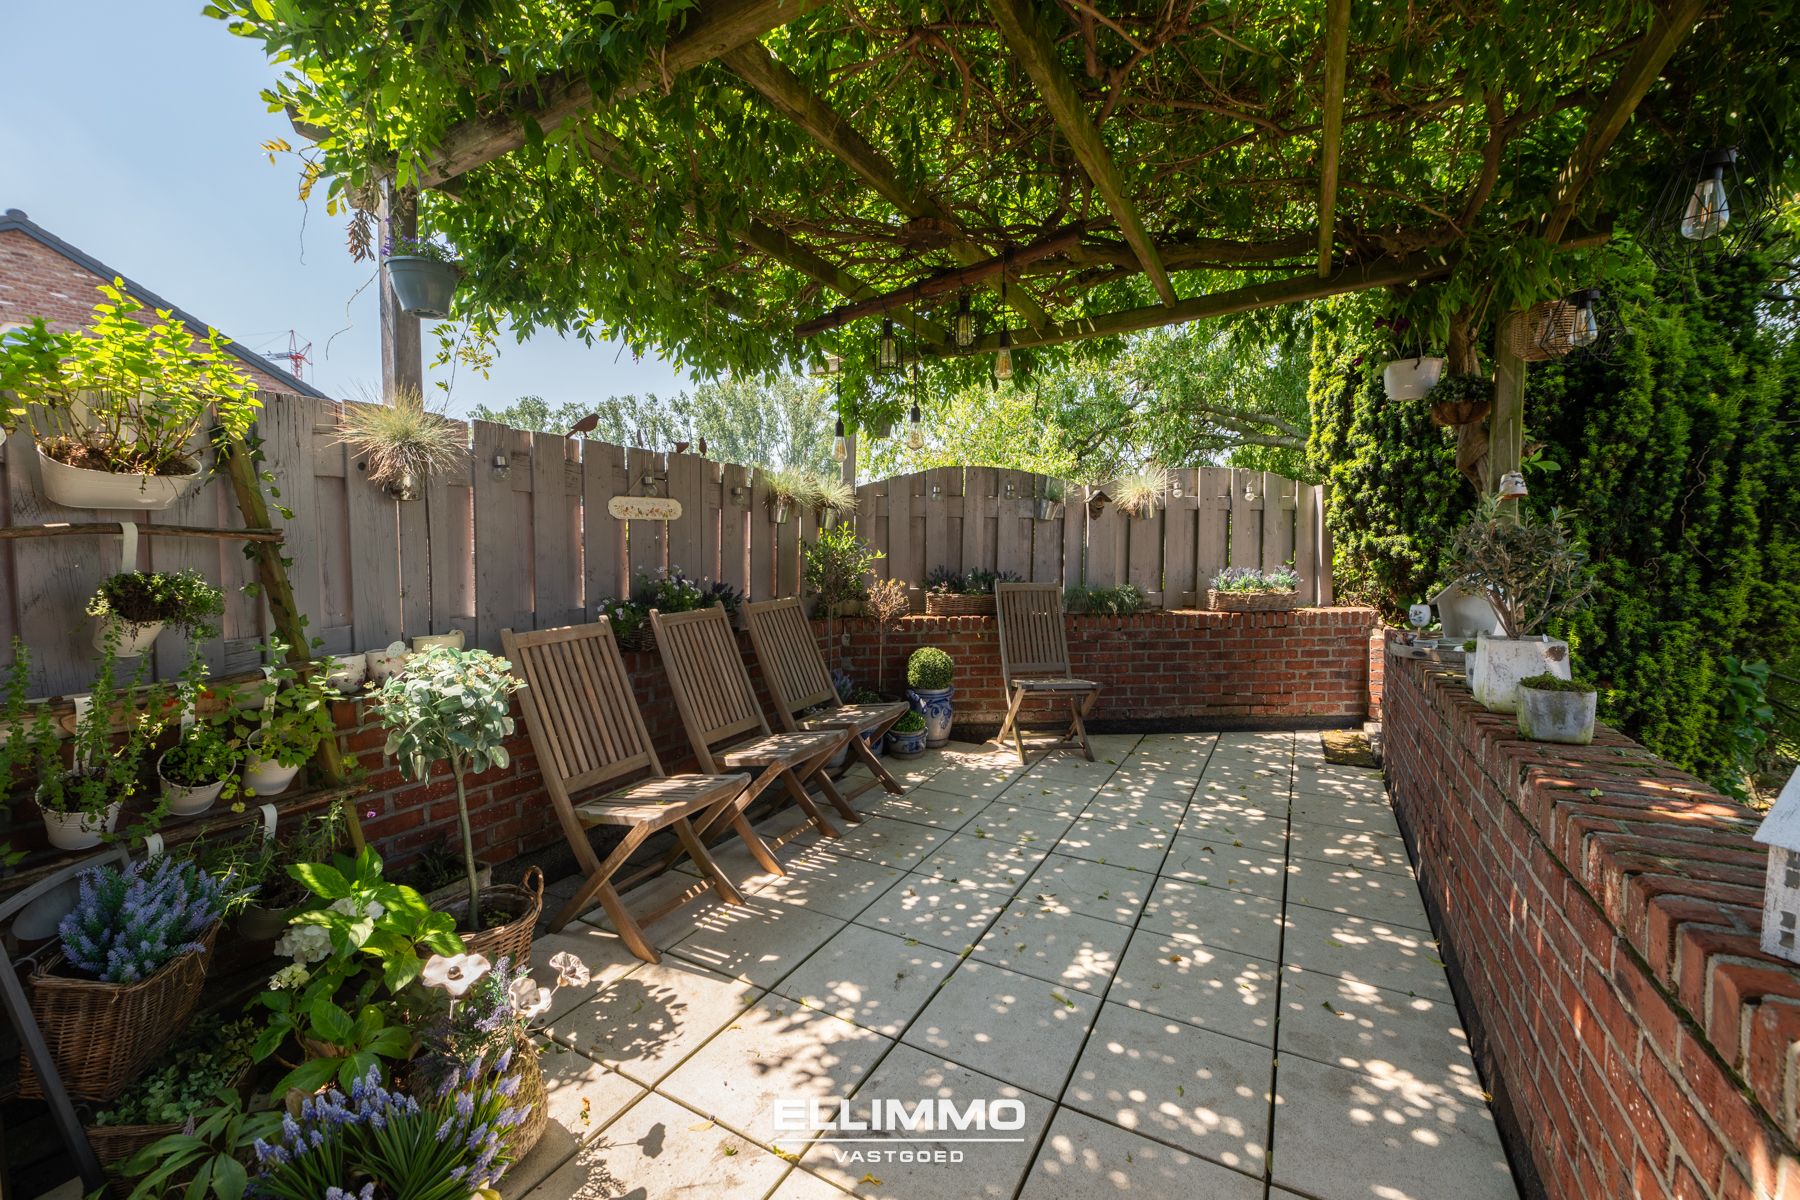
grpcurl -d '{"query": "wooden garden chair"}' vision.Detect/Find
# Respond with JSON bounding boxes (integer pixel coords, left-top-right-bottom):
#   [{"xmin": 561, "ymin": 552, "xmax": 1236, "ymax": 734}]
[
  {"xmin": 651, "ymin": 604, "xmax": 860, "ymax": 851},
  {"xmin": 744, "ymin": 596, "xmax": 909, "ymax": 803},
  {"xmin": 993, "ymin": 582, "xmax": 1101, "ymax": 764},
  {"xmin": 502, "ymin": 619, "xmax": 780, "ymax": 964}
]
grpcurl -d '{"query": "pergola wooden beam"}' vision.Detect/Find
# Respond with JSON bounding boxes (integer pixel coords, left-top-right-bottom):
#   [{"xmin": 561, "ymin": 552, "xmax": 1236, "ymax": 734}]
[
  {"xmin": 1317, "ymin": 0, "xmax": 1351, "ymax": 277},
  {"xmin": 737, "ymin": 220, "xmax": 952, "ymax": 346},
  {"xmin": 985, "ymin": 0, "xmax": 1177, "ymax": 306},
  {"xmin": 720, "ymin": 42, "xmax": 1052, "ymax": 330},
  {"xmin": 418, "ymin": 0, "xmax": 825, "ymax": 190}
]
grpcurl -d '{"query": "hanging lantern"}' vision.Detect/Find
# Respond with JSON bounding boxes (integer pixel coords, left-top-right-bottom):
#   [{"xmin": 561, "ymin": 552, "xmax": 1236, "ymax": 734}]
[
  {"xmin": 877, "ymin": 318, "xmax": 899, "ymax": 370},
  {"xmin": 953, "ymin": 293, "xmax": 976, "ymax": 349},
  {"xmin": 1681, "ymin": 149, "xmax": 1735, "ymax": 241},
  {"xmin": 1644, "ymin": 146, "xmax": 1776, "ymax": 274},
  {"xmin": 908, "ymin": 403, "xmax": 924, "ymax": 450},
  {"xmin": 994, "ymin": 328, "xmax": 1014, "ymax": 381},
  {"xmin": 833, "ymin": 417, "xmax": 848, "ymax": 462}
]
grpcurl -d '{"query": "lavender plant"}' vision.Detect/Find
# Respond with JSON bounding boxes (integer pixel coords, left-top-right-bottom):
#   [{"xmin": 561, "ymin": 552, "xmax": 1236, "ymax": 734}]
[
  {"xmin": 59, "ymin": 856, "xmax": 229, "ymax": 983},
  {"xmin": 1210, "ymin": 565, "xmax": 1301, "ymax": 594}
]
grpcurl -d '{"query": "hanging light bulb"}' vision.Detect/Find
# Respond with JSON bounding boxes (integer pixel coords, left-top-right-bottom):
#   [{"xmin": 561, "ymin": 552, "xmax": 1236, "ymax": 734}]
[
  {"xmin": 908, "ymin": 403, "xmax": 924, "ymax": 449},
  {"xmin": 994, "ymin": 328, "xmax": 1014, "ymax": 381},
  {"xmin": 833, "ymin": 417, "xmax": 848, "ymax": 462},
  {"xmin": 1681, "ymin": 149, "xmax": 1734, "ymax": 241},
  {"xmin": 1567, "ymin": 290, "xmax": 1601, "ymax": 348},
  {"xmin": 877, "ymin": 318, "xmax": 899, "ymax": 369},
  {"xmin": 953, "ymin": 293, "xmax": 975, "ymax": 349}
]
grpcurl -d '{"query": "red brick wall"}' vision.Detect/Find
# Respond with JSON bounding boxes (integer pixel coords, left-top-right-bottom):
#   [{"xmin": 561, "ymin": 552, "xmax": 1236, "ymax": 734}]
[
  {"xmin": 1382, "ymin": 653, "xmax": 1800, "ymax": 1200},
  {"xmin": 0, "ymin": 229, "xmax": 301, "ymax": 395}
]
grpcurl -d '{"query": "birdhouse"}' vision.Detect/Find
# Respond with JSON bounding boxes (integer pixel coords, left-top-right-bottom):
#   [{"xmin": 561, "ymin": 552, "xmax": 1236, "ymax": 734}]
[
  {"xmin": 1753, "ymin": 767, "xmax": 1800, "ymax": 964},
  {"xmin": 1430, "ymin": 584, "xmax": 1505, "ymax": 640}
]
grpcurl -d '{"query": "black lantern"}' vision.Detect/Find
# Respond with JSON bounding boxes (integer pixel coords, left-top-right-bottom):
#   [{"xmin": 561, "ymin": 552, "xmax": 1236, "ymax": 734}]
[
  {"xmin": 877, "ymin": 318, "xmax": 899, "ymax": 370},
  {"xmin": 1643, "ymin": 147, "xmax": 1777, "ymax": 274}
]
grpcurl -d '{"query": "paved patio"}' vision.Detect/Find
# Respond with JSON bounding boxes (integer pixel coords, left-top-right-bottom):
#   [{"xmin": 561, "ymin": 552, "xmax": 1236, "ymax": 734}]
[{"xmin": 505, "ymin": 732, "xmax": 1518, "ymax": 1200}]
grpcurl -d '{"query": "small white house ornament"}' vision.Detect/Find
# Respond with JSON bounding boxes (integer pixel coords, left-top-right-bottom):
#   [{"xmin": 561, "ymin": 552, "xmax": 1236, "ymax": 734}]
[{"xmin": 1753, "ymin": 766, "xmax": 1800, "ymax": 964}]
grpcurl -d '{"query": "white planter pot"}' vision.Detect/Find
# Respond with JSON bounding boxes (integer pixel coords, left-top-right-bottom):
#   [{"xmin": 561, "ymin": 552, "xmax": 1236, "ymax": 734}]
[
  {"xmin": 411, "ymin": 631, "xmax": 465, "ymax": 653},
  {"xmin": 1469, "ymin": 634, "xmax": 1572, "ymax": 713},
  {"xmin": 325, "ymin": 654, "xmax": 368, "ymax": 692},
  {"xmin": 37, "ymin": 445, "xmax": 199, "ymax": 511},
  {"xmin": 366, "ymin": 648, "xmax": 409, "ymax": 683},
  {"xmin": 158, "ymin": 752, "xmax": 226, "ymax": 816},
  {"xmin": 1516, "ymin": 685, "xmax": 1597, "ymax": 745},
  {"xmin": 1381, "ymin": 357, "xmax": 1446, "ymax": 402},
  {"xmin": 243, "ymin": 751, "xmax": 302, "ymax": 797},
  {"xmin": 93, "ymin": 618, "xmax": 165, "ymax": 658},
  {"xmin": 38, "ymin": 796, "xmax": 121, "ymax": 850}
]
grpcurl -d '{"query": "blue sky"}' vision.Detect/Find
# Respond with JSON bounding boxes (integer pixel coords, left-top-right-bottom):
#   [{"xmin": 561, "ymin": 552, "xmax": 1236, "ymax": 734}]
[{"xmin": 0, "ymin": 3, "xmax": 687, "ymax": 416}]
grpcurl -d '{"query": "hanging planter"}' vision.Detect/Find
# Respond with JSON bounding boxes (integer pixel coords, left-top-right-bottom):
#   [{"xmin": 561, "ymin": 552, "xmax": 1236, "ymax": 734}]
[
  {"xmin": 36, "ymin": 788, "xmax": 122, "ymax": 851},
  {"xmin": 88, "ymin": 570, "xmax": 225, "ymax": 659},
  {"xmin": 383, "ymin": 254, "xmax": 460, "ymax": 319},
  {"xmin": 38, "ymin": 447, "xmax": 201, "ymax": 511},
  {"xmin": 1424, "ymin": 373, "xmax": 1494, "ymax": 428},
  {"xmin": 1381, "ymin": 356, "xmax": 1445, "ymax": 402},
  {"xmin": 334, "ymin": 388, "xmax": 464, "ymax": 501}
]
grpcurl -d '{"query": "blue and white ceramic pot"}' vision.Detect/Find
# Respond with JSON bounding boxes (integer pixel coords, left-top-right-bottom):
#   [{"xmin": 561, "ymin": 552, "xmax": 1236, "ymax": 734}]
[{"xmin": 907, "ymin": 686, "xmax": 954, "ymax": 748}]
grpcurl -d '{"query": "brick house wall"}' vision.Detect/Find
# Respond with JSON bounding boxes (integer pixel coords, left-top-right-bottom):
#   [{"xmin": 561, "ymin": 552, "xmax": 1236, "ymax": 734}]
[{"xmin": 1382, "ymin": 650, "xmax": 1800, "ymax": 1200}]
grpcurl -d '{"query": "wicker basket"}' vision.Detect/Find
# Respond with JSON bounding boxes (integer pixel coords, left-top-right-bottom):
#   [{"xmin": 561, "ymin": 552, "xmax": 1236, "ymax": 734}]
[
  {"xmin": 506, "ymin": 1039, "xmax": 550, "ymax": 1163},
  {"xmin": 19, "ymin": 923, "xmax": 219, "ymax": 1101},
  {"xmin": 1206, "ymin": 589, "xmax": 1300, "ymax": 612},
  {"xmin": 439, "ymin": 867, "xmax": 543, "ymax": 971},
  {"xmin": 89, "ymin": 1121, "xmax": 181, "ymax": 1199},
  {"xmin": 924, "ymin": 592, "xmax": 996, "ymax": 617},
  {"xmin": 1501, "ymin": 301, "xmax": 1579, "ymax": 363}
]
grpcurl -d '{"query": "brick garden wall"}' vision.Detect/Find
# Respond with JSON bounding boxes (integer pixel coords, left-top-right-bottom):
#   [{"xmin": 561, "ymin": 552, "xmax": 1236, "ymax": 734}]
[{"xmin": 1382, "ymin": 650, "xmax": 1800, "ymax": 1200}]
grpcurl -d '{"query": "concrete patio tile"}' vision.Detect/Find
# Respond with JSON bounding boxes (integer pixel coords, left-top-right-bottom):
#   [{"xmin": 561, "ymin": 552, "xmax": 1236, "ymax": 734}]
[
  {"xmin": 1019, "ymin": 1107, "xmax": 1264, "ymax": 1200},
  {"xmin": 766, "ymin": 1169, "xmax": 856, "ymax": 1198},
  {"xmin": 1281, "ymin": 905, "xmax": 1453, "ymax": 1003},
  {"xmin": 525, "ymin": 928, "xmax": 648, "ymax": 1022},
  {"xmin": 1140, "ymin": 878, "xmax": 1286, "ymax": 961},
  {"xmin": 855, "ymin": 871, "xmax": 1012, "ymax": 953},
  {"xmin": 916, "ymin": 830, "xmax": 1053, "ymax": 891},
  {"xmin": 1271, "ymin": 1054, "xmax": 1516, "ymax": 1200},
  {"xmin": 1064, "ymin": 1002, "xmax": 1271, "ymax": 1173},
  {"xmin": 665, "ymin": 896, "xmax": 849, "ymax": 986},
  {"xmin": 673, "ymin": 835, "xmax": 787, "ymax": 890},
  {"xmin": 659, "ymin": 995, "xmax": 894, "ymax": 1143},
  {"xmin": 1021, "ymin": 852, "xmax": 1152, "ymax": 926},
  {"xmin": 803, "ymin": 1044, "xmax": 1054, "ymax": 1200},
  {"xmin": 862, "ymin": 784, "xmax": 988, "ymax": 830},
  {"xmin": 843, "ymin": 754, "xmax": 947, "ymax": 790},
  {"xmin": 1054, "ymin": 814, "xmax": 1176, "ymax": 872},
  {"xmin": 776, "ymin": 923, "xmax": 958, "ymax": 1036},
  {"xmin": 579, "ymin": 871, "xmax": 736, "ymax": 948},
  {"xmin": 752, "ymin": 844, "xmax": 908, "ymax": 921},
  {"xmin": 963, "ymin": 801, "xmax": 1077, "ymax": 848},
  {"xmin": 904, "ymin": 960, "xmax": 1101, "ymax": 1099},
  {"xmin": 1287, "ymin": 817, "xmax": 1416, "ymax": 877},
  {"xmin": 1276, "ymin": 966, "xmax": 1480, "ymax": 1086},
  {"xmin": 1285, "ymin": 859, "xmax": 1432, "ymax": 932},
  {"xmin": 972, "ymin": 898, "xmax": 1133, "ymax": 992},
  {"xmin": 542, "ymin": 956, "xmax": 762, "ymax": 1086},
  {"xmin": 1080, "ymin": 783, "xmax": 1191, "ymax": 822},
  {"xmin": 499, "ymin": 1040, "xmax": 649, "ymax": 1198},
  {"xmin": 1289, "ymin": 790, "xmax": 1404, "ymax": 836},
  {"xmin": 1003, "ymin": 774, "xmax": 1111, "ymax": 814},
  {"xmin": 1189, "ymin": 780, "xmax": 1285, "ymax": 816},
  {"xmin": 816, "ymin": 814, "xmax": 953, "ymax": 870},
  {"xmin": 1109, "ymin": 927, "xmax": 1277, "ymax": 1046},
  {"xmin": 1293, "ymin": 765, "xmax": 1386, "ymax": 796},
  {"xmin": 1291, "ymin": 778, "xmax": 1393, "ymax": 814},
  {"xmin": 520, "ymin": 1091, "xmax": 790, "ymax": 1200},
  {"xmin": 915, "ymin": 766, "xmax": 1024, "ymax": 802},
  {"xmin": 1160, "ymin": 831, "xmax": 1290, "ymax": 899},
  {"xmin": 1177, "ymin": 800, "xmax": 1288, "ymax": 850}
]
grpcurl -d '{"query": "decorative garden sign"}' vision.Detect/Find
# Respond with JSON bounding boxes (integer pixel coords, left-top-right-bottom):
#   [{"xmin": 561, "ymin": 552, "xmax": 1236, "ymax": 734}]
[{"xmin": 607, "ymin": 496, "xmax": 682, "ymax": 522}]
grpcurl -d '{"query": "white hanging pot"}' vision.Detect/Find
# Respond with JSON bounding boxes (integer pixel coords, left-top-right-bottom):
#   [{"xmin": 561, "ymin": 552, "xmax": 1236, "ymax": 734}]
[
  {"xmin": 384, "ymin": 256, "xmax": 460, "ymax": 319},
  {"xmin": 366, "ymin": 645, "xmax": 410, "ymax": 683},
  {"xmin": 1381, "ymin": 357, "xmax": 1446, "ymax": 402},
  {"xmin": 1469, "ymin": 634, "xmax": 1572, "ymax": 713},
  {"xmin": 325, "ymin": 654, "xmax": 368, "ymax": 692},
  {"xmin": 243, "ymin": 735, "xmax": 302, "ymax": 797},
  {"xmin": 93, "ymin": 617, "xmax": 164, "ymax": 658},
  {"xmin": 37, "ymin": 793, "xmax": 121, "ymax": 851},
  {"xmin": 37, "ymin": 445, "xmax": 199, "ymax": 511},
  {"xmin": 158, "ymin": 751, "xmax": 226, "ymax": 817}
]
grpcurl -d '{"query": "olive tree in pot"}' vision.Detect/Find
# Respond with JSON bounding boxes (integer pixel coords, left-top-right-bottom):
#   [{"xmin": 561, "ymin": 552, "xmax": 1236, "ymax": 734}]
[
  {"xmin": 1451, "ymin": 498, "xmax": 1595, "ymax": 713},
  {"xmin": 1515, "ymin": 673, "xmax": 1598, "ymax": 745},
  {"xmin": 370, "ymin": 647, "xmax": 524, "ymax": 933}
]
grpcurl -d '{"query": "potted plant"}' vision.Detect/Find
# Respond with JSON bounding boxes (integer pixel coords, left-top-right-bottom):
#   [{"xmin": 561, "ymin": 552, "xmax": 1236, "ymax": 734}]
[
  {"xmin": 207, "ymin": 802, "xmax": 347, "ymax": 941},
  {"xmin": 1035, "ymin": 478, "xmax": 1067, "ymax": 521},
  {"xmin": 157, "ymin": 715, "xmax": 239, "ymax": 817},
  {"xmin": 31, "ymin": 644, "xmax": 147, "ymax": 850},
  {"xmin": 333, "ymin": 385, "xmax": 465, "ymax": 500},
  {"xmin": 371, "ymin": 647, "xmax": 539, "ymax": 957},
  {"xmin": 765, "ymin": 468, "xmax": 822, "ymax": 524},
  {"xmin": 87, "ymin": 570, "xmax": 225, "ymax": 658},
  {"xmin": 382, "ymin": 234, "xmax": 461, "ymax": 319},
  {"xmin": 231, "ymin": 646, "xmax": 339, "ymax": 797},
  {"xmin": 1452, "ymin": 499, "xmax": 1595, "ymax": 713},
  {"xmin": 1113, "ymin": 466, "xmax": 1170, "ymax": 520},
  {"xmin": 804, "ymin": 525, "xmax": 882, "ymax": 624},
  {"xmin": 1375, "ymin": 314, "xmax": 1445, "ymax": 401},
  {"xmin": 1206, "ymin": 565, "xmax": 1301, "ymax": 612},
  {"xmin": 24, "ymin": 855, "xmax": 231, "ymax": 1100},
  {"xmin": 864, "ymin": 577, "xmax": 910, "ymax": 695},
  {"xmin": 0, "ymin": 283, "xmax": 260, "ymax": 510},
  {"xmin": 886, "ymin": 710, "xmax": 928, "ymax": 758},
  {"xmin": 907, "ymin": 647, "xmax": 955, "ymax": 748},
  {"xmin": 1424, "ymin": 373, "xmax": 1495, "ymax": 428},
  {"xmin": 812, "ymin": 475, "xmax": 860, "ymax": 522},
  {"xmin": 1516, "ymin": 673, "xmax": 1598, "ymax": 745},
  {"xmin": 87, "ymin": 1014, "xmax": 260, "ymax": 1181},
  {"xmin": 922, "ymin": 567, "xmax": 1022, "ymax": 616}
]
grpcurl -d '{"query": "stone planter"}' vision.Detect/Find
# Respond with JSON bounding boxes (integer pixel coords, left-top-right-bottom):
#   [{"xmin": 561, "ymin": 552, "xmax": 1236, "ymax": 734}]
[
  {"xmin": 908, "ymin": 686, "xmax": 954, "ymax": 748},
  {"xmin": 1516, "ymin": 683, "xmax": 1597, "ymax": 745},
  {"xmin": 37, "ymin": 445, "xmax": 199, "ymax": 511},
  {"xmin": 1469, "ymin": 634, "xmax": 1571, "ymax": 713},
  {"xmin": 384, "ymin": 256, "xmax": 459, "ymax": 319}
]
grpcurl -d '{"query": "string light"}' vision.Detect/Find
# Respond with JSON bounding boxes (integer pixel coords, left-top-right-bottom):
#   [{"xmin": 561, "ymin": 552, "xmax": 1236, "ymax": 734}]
[
  {"xmin": 995, "ymin": 328, "xmax": 1014, "ymax": 381},
  {"xmin": 878, "ymin": 318, "xmax": 899, "ymax": 369},
  {"xmin": 908, "ymin": 403, "xmax": 924, "ymax": 449},
  {"xmin": 1681, "ymin": 149, "xmax": 1734, "ymax": 241},
  {"xmin": 953, "ymin": 293, "xmax": 975, "ymax": 349},
  {"xmin": 833, "ymin": 417, "xmax": 848, "ymax": 462}
]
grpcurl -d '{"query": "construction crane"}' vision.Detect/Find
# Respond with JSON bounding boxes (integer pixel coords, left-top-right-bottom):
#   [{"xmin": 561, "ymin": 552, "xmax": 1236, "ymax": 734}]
[{"xmin": 263, "ymin": 330, "xmax": 313, "ymax": 381}]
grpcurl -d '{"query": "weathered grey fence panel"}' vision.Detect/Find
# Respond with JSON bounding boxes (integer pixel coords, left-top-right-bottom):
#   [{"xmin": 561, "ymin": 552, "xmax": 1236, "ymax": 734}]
[
  {"xmin": 1163, "ymin": 469, "xmax": 1198, "ymax": 607},
  {"xmin": 531, "ymin": 434, "xmax": 582, "ymax": 629},
  {"xmin": 582, "ymin": 440, "xmax": 625, "ymax": 605},
  {"xmin": 719, "ymin": 463, "xmax": 750, "ymax": 597}
]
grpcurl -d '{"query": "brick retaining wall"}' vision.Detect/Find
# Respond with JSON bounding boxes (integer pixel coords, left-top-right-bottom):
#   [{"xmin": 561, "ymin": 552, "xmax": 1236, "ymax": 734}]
[{"xmin": 1382, "ymin": 649, "xmax": 1800, "ymax": 1200}]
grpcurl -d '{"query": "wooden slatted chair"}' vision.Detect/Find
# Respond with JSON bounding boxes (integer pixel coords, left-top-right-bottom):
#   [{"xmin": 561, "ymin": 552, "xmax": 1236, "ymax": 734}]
[
  {"xmin": 744, "ymin": 596, "xmax": 909, "ymax": 803},
  {"xmin": 651, "ymin": 604, "xmax": 860, "ymax": 850},
  {"xmin": 502, "ymin": 619, "xmax": 779, "ymax": 964},
  {"xmin": 993, "ymin": 582, "xmax": 1101, "ymax": 764}
]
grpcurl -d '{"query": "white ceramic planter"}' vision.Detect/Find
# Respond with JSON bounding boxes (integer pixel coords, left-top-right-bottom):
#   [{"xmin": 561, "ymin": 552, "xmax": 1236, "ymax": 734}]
[
  {"xmin": 37, "ymin": 445, "xmax": 199, "ymax": 511},
  {"xmin": 366, "ymin": 646, "xmax": 410, "ymax": 683},
  {"xmin": 38, "ymin": 796, "xmax": 121, "ymax": 850},
  {"xmin": 325, "ymin": 654, "xmax": 368, "ymax": 692},
  {"xmin": 1516, "ymin": 685, "xmax": 1597, "ymax": 745},
  {"xmin": 412, "ymin": 631, "xmax": 466, "ymax": 653},
  {"xmin": 1381, "ymin": 356, "xmax": 1446, "ymax": 402},
  {"xmin": 1469, "ymin": 634, "xmax": 1572, "ymax": 713},
  {"xmin": 243, "ymin": 740, "xmax": 302, "ymax": 797},
  {"xmin": 158, "ymin": 752, "xmax": 226, "ymax": 816},
  {"xmin": 93, "ymin": 618, "xmax": 165, "ymax": 658}
]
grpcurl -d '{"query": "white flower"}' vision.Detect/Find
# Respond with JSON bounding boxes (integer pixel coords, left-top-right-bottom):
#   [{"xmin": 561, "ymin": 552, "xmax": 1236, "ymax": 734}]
[
  {"xmin": 328, "ymin": 896, "xmax": 384, "ymax": 919},
  {"xmin": 420, "ymin": 952, "xmax": 491, "ymax": 998},
  {"xmin": 548, "ymin": 951, "xmax": 590, "ymax": 989},
  {"xmin": 274, "ymin": 924, "xmax": 332, "ymax": 965},
  {"xmin": 269, "ymin": 962, "xmax": 311, "ymax": 990},
  {"xmin": 508, "ymin": 975, "xmax": 553, "ymax": 1021}
]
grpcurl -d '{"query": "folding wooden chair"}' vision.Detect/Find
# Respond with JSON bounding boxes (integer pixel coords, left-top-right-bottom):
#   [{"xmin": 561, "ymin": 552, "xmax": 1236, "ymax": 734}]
[
  {"xmin": 993, "ymin": 582, "xmax": 1101, "ymax": 764},
  {"xmin": 651, "ymin": 604, "xmax": 860, "ymax": 850},
  {"xmin": 744, "ymin": 596, "xmax": 909, "ymax": 803},
  {"xmin": 502, "ymin": 620, "xmax": 779, "ymax": 964}
]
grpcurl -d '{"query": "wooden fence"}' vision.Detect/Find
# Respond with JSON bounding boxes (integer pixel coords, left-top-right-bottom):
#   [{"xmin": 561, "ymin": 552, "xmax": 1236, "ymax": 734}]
[{"xmin": 0, "ymin": 392, "xmax": 1330, "ymax": 695}]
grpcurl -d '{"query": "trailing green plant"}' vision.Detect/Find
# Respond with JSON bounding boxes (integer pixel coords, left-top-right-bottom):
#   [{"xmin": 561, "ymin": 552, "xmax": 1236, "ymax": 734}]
[
  {"xmin": 369, "ymin": 648, "xmax": 522, "ymax": 930},
  {"xmin": 118, "ymin": 1091, "xmax": 282, "ymax": 1200},
  {"xmin": 1039, "ymin": 477, "xmax": 1067, "ymax": 503},
  {"xmin": 0, "ymin": 639, "xmax": 34, "ymax": 798},
  {"xmin": 196, "ymin": 802, "xmax": 345, "ymax": 910},
  {"xmin": 812, "ymin": 474, "xmax": 858, "ymax": 517},
  {"xmin": 925, "ymin": 567, "xmax": 1022, "ymax": 596},
  {"xmin": 34, "ymin": 635, "xmax": 153, "ymax": 821},
  {"xmin": 60, "ymin": 856, "xmax": 231, "ymax": 983},
  {"xmin": 1518, "ymin": 673, "xmax": 1596, "ymax": 694},
  {"xmin": 1422, "ymin": 372, "xmax": 1495, "ymax": 421},
  {"xmin": 0, "ymin": 280, "xmax": 260, "ymax": 476},
  {"xmin": 1210, "ymin": 566, "xmax": 1300, "ymax": 594},
  {"xmin": 804, "ymin": 524, "xmax": 883, "ymax": 618},
  {"xmin": 161, "ymin": 716, "xmax": 241, "ymax": 791},
  {"xmin": 765, "ymin": 467, "xmax": 824, "ymax": 515},
  {"xmin": 227, "ymin": 642, "xmax": 339, "ymax": 777},
  {"xmin": 94, "ymin": 1015, "xmax": 260, "ymax": 1127},
  {"xmin": 1449, "ymin": 497, "xmax": 1595, "ymax": 638},
  {"xmin": 88, "ymin": 571, "xmax": 226, "ymax": 640},
  {"xmin": 907, "ymin": 647, "xmax": 954, "ymax": 691},
  {"xmin": 333, "ymin": 385, "xmax": 464, "ymax": 495},
  {"xmin": 1062, "ymin": 583, "xmax": 1148, "ymax": 615}
]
